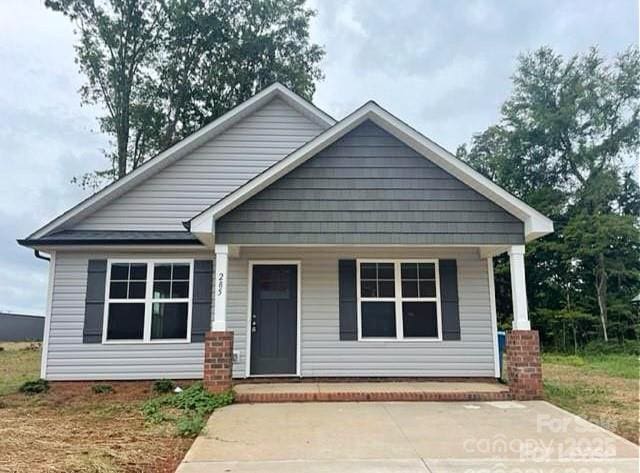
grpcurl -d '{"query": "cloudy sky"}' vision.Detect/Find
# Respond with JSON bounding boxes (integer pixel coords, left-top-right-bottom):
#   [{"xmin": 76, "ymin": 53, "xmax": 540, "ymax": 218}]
[{"xmin": 0, "ymin": 0, "xmax": 637, "ymax": 315}]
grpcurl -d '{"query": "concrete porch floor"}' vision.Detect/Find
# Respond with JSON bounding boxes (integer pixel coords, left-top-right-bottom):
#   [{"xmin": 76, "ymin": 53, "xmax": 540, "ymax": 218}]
[{"xmin": 233, "ymin": 381, "xmax": 511, "ymax": 403}]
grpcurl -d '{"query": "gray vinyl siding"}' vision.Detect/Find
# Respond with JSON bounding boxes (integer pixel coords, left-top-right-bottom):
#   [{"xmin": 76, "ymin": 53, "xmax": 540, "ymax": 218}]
[
  {"xmin": 45, "ymin": 250, "xmax": 212, "ymax": 381},
  {"xmin": 73, "ymin": 98, "xmax": 325, "ymax": 231},
  {"xmin": 228, "ymin": 247, "xmax": 496, "ymax": 378},
  {"xmin": 45, "ymin": 246, "xmax": 495, "ymax": 380},
  {"xmin": 217, "ymin": 121, "xmax": 524, "ymax": 245}
]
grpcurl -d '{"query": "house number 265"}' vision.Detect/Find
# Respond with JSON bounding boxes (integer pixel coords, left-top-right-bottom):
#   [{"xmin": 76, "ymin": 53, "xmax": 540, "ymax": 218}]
[{"xmin": 217, "ymin": 272, "xmax": 224, "ymax": 296}]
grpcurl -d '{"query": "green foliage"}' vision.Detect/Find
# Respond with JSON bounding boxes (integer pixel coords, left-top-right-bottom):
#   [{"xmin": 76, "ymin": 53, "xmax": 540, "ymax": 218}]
[
  {"xmin": 582, "ymin": 340, "xmax": 640, "ymax": 356},
  {"xmin": 544, "ymin": 351, "xmax": 639, "ymax": 379},
  {"xmin": 153, "ymin": 379, "xmax": 176, "ymax": 394},
  {"xmin": 142, "ymin": 382, "xmax": 233, "ymax": 437},
  {"xmin": 459, "ymin": 46, "xmax": 640, "ymax": 348},
  {"xmin": 542, "ymin": 353, "xmax": 586, "ymax": 367},
  {"xmin": 91, "ymin": 383, "xmax": 114, "ymax": 394},
  {"xmin": 175, "ymin": 414, "xmax": 207, "ymax": 438},
  {"xmin": 543, "ymin": 380, "xmax": 609, "ymax": 405},
  {"xmin": 45, "ymin": 0, "xmax": 324, "ymax": 188},
  {"xmin": 19, "ymin": 379, "xmax": 49, "ymax": 395},
  {"xmin": 169, "ymin": 382, "xmax": 233, "ymax": 415}
]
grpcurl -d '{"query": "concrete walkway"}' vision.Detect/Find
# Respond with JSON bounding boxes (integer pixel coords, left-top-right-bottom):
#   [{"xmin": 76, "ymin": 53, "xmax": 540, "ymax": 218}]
[{"xmin": 177, "ymin": 401, "xmax": 639, "ymax": 473}]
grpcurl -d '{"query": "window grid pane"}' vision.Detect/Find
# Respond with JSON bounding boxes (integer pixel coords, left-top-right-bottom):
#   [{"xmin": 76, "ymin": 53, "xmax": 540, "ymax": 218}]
[
  {"xmin": 153, "ymin": 263, "xmax": 190, "ymax": 300},
  {"xmin": 109, "ymin": 263, "xmax": 146, "ymax": 300},
  {"xmin": 400, "ymin": 262, "xmax": 436, "ymax": 298},
  {"xmin": 106, "ymin": 302, "xmax": 145, "ymax": 340},
  {"xmin": 402, "ymin": 301, "xmax": 438, "ymax": 338},
  {"xmin": 151, "ymin": 302, "xmax": 188, "ymax": 339},
  {"xmin": 360, "ymin": 262, "xmax": 395, "ymax": 299}
]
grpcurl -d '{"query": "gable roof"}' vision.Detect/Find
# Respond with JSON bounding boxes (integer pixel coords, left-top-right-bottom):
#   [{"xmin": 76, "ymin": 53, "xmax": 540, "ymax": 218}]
[
  {"xmin": 25, "ymin": 83, "xmax": 335, "ymax": 241},
  {"xmin": 190, "ymin": 101, "xmax": 553, "ymax": 242}
]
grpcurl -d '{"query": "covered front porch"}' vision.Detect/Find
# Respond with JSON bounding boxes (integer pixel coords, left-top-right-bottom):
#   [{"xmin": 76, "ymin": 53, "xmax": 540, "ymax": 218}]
[{"xmin": 204, "ymin": 243, "xmax": 540, "ymax": 400}]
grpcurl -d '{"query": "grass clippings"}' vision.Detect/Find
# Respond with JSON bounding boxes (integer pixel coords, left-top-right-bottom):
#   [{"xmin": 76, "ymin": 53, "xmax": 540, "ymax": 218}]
[{"xmin": 0, "ymin": 343, "xmax": 200, "ymax": 472}]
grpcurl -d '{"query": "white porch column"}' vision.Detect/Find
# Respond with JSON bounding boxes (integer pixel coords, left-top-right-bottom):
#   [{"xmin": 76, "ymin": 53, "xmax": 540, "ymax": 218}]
[
  {"xmin": 212, "ymin": 244, "xmax": 229, "ymax": 331},
  {"xmin": 509, "ymin": 245, "xmax": 530, "ymax": 330}
]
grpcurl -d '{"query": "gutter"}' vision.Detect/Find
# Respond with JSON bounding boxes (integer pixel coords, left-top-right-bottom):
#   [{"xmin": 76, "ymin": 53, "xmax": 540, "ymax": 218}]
[{"xmin": 34, "ymin": 250, "xmax": 50, "ymax": 262}]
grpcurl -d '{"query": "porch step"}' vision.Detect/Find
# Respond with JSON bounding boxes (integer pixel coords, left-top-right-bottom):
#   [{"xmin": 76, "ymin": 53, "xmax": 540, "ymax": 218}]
[{"xmin": 233, "ymin": 381, "xmax": 512, "ymax": 403}]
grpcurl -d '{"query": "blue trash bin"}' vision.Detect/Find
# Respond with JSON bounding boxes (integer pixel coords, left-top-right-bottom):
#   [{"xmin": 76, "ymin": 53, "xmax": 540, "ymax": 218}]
[{"xmin": 497, "ymin": 331, "xmax": 506, "ymax": 376}]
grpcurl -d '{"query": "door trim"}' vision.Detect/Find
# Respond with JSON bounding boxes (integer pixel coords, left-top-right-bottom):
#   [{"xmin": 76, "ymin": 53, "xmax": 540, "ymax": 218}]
[{"xmin": 245, "ymin": 260, "xmax": 301, "ymax": 378}]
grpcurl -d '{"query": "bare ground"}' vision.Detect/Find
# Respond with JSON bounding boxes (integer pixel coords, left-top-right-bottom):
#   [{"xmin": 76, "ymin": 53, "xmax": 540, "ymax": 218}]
[
  {"xmin": 543, "ymin": 356, "xmax": 639, "ymax": 444},
  {"xmin": 0, "ymin": 344, "xmax": 193, "ymax": 473}
]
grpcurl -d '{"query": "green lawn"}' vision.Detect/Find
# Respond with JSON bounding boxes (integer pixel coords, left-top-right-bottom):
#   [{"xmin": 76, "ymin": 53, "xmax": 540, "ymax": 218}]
[
  {"xmin": 0, "ymin": 342, "xmax": 41, "ymax": 396},
  {"xmin": 542, "ymin": 352, "xmax": 639, "ymax": 444}
]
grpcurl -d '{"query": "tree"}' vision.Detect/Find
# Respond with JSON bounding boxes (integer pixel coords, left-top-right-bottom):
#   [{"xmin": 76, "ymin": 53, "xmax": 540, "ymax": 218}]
[
  {"xmin": 458, "ymin": 46, "xmax": 640, "ymax": 346},
  {"xmin": 153, "ymin": 0, "xmax": 324, "ymax": 150},
  {"xmin": 46, "ymin": 0, "xmax": 165, "ymax": 184},
  {"xmin": 46, "ymin": 0, "xmax": 324, "ymax": 187},
  {"xmin": 564, "ymin": 211, "xmax": 640, "ymax": 341}
]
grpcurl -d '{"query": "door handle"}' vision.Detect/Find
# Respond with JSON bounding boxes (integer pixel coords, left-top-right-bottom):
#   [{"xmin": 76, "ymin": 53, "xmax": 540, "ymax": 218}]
[{"xmin": 251, "ymin": 316, "xmax": 257, "ymax": 333}]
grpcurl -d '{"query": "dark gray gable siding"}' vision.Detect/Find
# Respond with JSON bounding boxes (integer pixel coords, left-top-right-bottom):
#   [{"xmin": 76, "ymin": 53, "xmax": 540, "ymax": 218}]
[{"xmin": 216, "ymin": 121, "xmax": 525, "ymax": 245}]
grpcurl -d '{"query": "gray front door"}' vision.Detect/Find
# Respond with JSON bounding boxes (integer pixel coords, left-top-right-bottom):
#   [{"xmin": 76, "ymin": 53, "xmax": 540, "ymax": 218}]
[{"xmin": 250, "ymin": 264, "xmax": 297, "ymax": 375}]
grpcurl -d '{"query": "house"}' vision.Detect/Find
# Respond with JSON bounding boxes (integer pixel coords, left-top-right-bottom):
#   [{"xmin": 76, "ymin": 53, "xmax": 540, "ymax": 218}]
[
  {"xmin": 0, "ymin": 311, "xmax": 44, "ymax": 342},
  {"xmin": 19, "ymin": 83, "xmax": 553, "ymax": 399}
]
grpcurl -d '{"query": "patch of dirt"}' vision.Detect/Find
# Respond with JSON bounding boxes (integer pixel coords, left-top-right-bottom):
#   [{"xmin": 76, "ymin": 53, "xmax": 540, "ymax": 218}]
[
  {"xmin": 543, "ymin": 362, "xmax": 639, "ymax": 444},
  {"xmin": 0, "ymin": 381, "xmax": 194, "ymax": 473}
]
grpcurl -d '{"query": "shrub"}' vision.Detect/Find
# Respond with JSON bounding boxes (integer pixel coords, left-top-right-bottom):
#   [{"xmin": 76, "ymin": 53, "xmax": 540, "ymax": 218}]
[
  {"xmin": 171, "ymin": 382, "xmax": 234, "ymax": 415},
  {"xmin": 142, "ymin": 382, "xmax": 233, "ymax": 437},
  {"xmin": 91, "ymin": 383, "xmax": 114, "ymax": 394},
  {"xmin": 153, "ymin": 379, "xmax": 176, "ymax": 393},
  {"xmin": 175, "ymin": 414, "xmax": 207, "ymax": 438},
  {"xmin": 19, "ymin": 379, "xmax": 49, "ymax": 395}
]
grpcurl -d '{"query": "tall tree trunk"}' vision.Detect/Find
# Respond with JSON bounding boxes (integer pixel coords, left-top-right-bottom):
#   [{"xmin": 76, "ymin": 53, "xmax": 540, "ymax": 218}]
[
  {"xmin": 117, "ymin": 130, "xmax": 128, "ymax": 178},
  {"xmin": 595, "ymin": 254, "xmax": 608, "ymax": 342}
]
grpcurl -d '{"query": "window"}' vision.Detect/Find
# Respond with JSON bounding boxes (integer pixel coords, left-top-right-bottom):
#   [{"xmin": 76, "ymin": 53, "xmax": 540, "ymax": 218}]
[
  {"xmin": 400, "ymin": 263, "xmax": 438, "ymax": 338},
  {"xmin": 357, "ymin": 260, "xmax": 441, "ymax": 340},
  {"xmin": 104, "ymin": 261, "xmax": 192, "ymax": 342}
]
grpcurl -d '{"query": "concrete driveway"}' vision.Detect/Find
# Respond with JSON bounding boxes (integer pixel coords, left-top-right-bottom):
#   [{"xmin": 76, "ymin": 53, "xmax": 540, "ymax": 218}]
[{"xmin": 177, "ymin": 401, "xmax": 639, "ymax": 473}]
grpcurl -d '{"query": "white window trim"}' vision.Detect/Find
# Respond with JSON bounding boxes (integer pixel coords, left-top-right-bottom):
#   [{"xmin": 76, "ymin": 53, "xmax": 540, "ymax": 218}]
[
  {"xmin": 356, "ymin": 258, "xmax": 443, "ymax": 342},
  {"xmin": 102, "ymin": 258, "xmax": 194, "ymax": 344}
]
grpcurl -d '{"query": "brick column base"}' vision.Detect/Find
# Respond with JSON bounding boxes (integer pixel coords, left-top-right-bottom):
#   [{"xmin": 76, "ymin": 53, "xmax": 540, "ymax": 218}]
[
  {"xmin": 506, "ymin": 330, "xmax": 543, "ymax": 400},
  {"xmin": 204, "ymin": 331, "xmax": 233, "ymax": 393}
]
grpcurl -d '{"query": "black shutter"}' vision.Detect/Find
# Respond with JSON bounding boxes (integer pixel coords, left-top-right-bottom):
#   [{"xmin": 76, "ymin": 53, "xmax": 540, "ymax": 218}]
[
  {"xmin": 191, "ymin": 260, "xmax": 213, "ymax": 342},
  {"xmin": 83, "ymin": 259, "xmax": 107, "ymax": 343},
  {"xmin": 439, "ymin": 259, "xmax": 461, "ymax": 340},
  {"xmin": 338, "ymin": 259, "xmax": 357, "ymax": 340}
]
